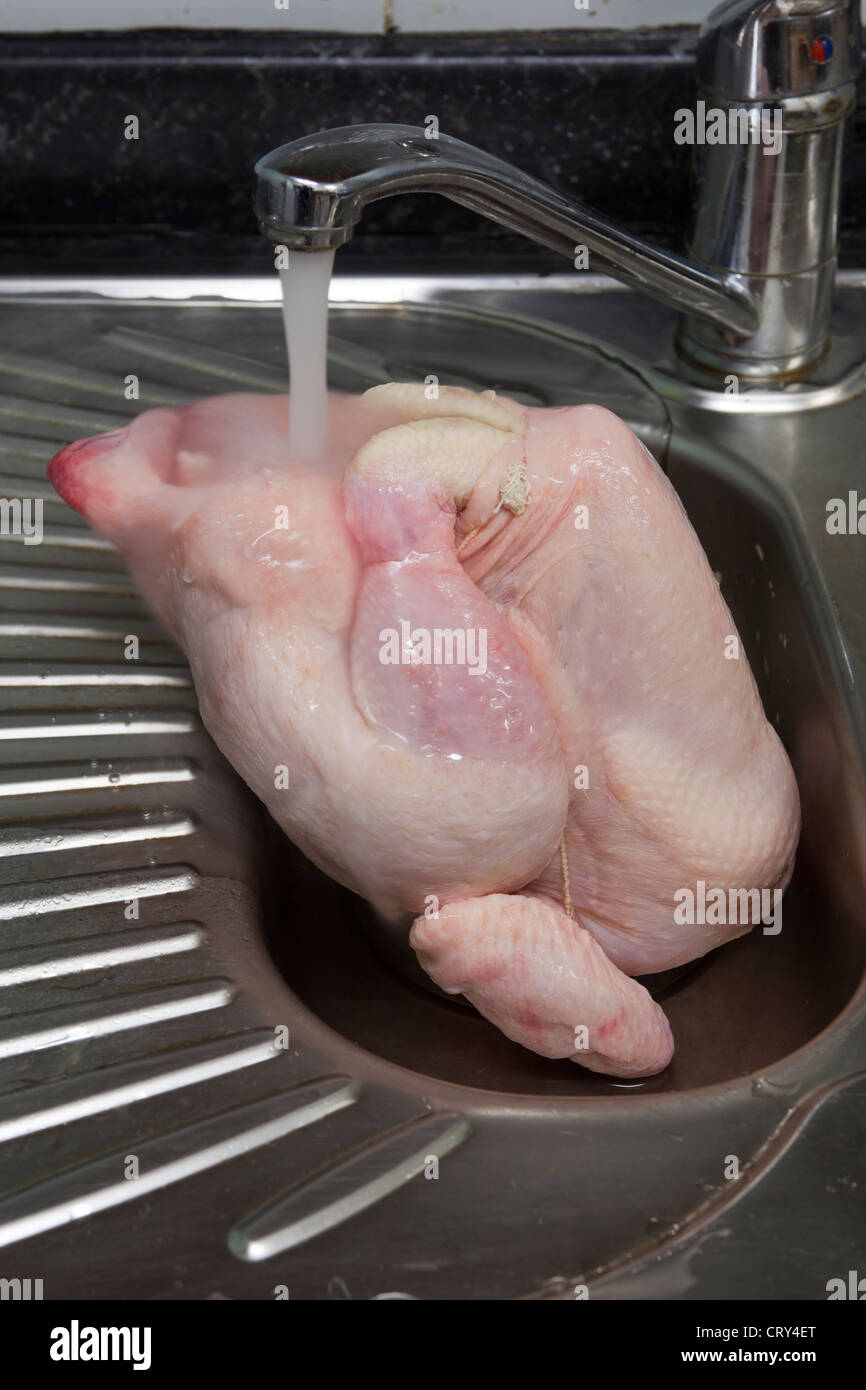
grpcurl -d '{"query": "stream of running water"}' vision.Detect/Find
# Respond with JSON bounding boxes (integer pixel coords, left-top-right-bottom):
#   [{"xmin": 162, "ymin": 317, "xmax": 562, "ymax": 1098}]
[{"xmin": 279, "ymin": 249, "xmax": 335, "ymax": 459}]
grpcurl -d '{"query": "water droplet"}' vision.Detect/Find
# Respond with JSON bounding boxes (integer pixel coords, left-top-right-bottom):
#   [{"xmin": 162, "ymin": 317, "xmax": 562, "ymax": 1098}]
[{"xmin": 751, "ymin": 1076, "xmax": 800, "ymax": 1097}]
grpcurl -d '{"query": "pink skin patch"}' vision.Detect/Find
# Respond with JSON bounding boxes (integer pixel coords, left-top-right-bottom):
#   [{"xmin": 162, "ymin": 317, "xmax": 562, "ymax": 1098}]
[
  {"xmin": 593, "ymin": 1009, "xmax": 626, "ymax": 1042},
  {"xmin": 344, "ymin": 475, "xmax": 454, "ymax": 564},
  {"xmin": 48, "ymin": 428, "xmax": 129, "ymax": 518},
  {"xmin": 517, "ymin": 1004, "xmax": 543, "ymax": 1032}
]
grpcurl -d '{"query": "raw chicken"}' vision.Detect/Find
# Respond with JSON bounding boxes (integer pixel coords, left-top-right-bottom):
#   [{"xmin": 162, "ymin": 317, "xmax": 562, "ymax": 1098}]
[{"xmin": 48, "ymin": 385, "xmax": 800, "ymax": 1077}]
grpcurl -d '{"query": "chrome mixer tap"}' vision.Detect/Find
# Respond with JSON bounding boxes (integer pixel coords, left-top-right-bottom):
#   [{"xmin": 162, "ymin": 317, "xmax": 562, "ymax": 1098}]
[{"xmin": 255, "ymin": 0, "xmax": 861, "ymax": 384}]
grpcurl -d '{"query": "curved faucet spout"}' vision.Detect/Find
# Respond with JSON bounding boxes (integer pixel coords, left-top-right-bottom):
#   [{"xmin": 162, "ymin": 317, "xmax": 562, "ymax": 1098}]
[{"xmin": 255, "ymin": 123, "xmax": 760, "ymax": 338}]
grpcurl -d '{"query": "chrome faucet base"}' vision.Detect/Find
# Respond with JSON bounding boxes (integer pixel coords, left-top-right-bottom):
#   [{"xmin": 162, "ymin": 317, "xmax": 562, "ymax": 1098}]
[
  {"xmin": 676, "ymin": 263, "xmax": 837, "ymax": 382},
  {"xmin": 678, "ymin": 3, "xmax": 861, "ymax": 382}
]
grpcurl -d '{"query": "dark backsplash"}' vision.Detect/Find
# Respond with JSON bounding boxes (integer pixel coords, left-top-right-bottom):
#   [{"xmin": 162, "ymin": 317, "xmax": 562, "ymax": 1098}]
[{"xmin": 1, "ymin": 27, "xmax": 864, "ymax": 276}]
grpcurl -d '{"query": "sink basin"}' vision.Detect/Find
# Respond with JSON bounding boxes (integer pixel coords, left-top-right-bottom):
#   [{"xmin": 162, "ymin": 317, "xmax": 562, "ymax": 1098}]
[{"xmin": 0, "ymin": 275, "xmax": 864, "ymax": 1299}]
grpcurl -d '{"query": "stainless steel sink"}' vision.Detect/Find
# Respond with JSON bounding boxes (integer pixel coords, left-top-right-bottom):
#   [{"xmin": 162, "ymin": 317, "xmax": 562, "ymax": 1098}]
[{"xmin": 0, "ymin": 272, "xmax": 864, "ymax": 1299}]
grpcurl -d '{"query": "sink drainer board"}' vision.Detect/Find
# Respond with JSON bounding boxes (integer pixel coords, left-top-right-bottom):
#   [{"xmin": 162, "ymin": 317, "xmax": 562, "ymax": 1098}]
[{"xmin": 0, "ymin": 290, "xmax": 864, "ymax": 1301}]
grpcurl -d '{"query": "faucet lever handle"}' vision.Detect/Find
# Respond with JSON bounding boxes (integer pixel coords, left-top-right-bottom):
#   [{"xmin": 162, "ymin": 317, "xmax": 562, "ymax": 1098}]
[{"xmin": 700, "ymin": 0, "xmax": 861, "ymax": 101}]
